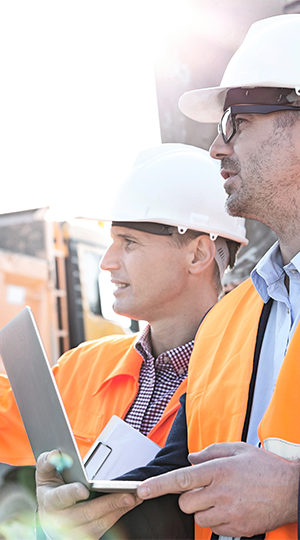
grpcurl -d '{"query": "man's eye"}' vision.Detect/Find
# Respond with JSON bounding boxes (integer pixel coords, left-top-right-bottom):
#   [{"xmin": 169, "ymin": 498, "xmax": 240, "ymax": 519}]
[
  {"xmin": 124, "ymin": 238, "xmax": 135, "ymax": 247},
  {"xmin": 235, "ymin": 117, "xmax": 248, "ymax": 128}
]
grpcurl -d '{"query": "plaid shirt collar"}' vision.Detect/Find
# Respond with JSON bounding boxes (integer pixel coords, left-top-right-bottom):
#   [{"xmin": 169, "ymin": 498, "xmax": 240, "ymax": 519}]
[{"xmin": 135, "ymin": 324, "xmax": 193, "ymax": 376}]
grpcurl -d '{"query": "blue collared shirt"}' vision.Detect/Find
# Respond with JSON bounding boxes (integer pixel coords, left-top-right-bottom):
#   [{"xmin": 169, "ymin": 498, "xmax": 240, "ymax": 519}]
[{"xmin": 247, "ymin": 241, "xmax": 300, "ymax": 445}]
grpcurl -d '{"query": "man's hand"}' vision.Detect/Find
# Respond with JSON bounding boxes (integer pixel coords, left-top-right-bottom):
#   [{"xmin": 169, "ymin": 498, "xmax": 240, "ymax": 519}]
[
  {"xmin": 137, "ymin": 442, "xmax": 300, "ymax": 538},
  {"xmin": 36, "ymin": 450, "xmax": 141, "ymax": 540}
]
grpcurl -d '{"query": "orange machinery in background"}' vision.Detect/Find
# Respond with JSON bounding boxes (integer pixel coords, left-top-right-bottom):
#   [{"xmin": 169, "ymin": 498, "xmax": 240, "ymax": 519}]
[{"xmin": 0, "ymin": 208, "xmax": 135, "ymax": 366}]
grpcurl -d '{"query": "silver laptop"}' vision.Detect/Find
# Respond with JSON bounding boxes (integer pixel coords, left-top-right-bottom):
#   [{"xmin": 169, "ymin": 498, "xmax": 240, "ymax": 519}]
[{"xmin": 0, "ymin": 307, "xmax": 141, "ymax": 492}]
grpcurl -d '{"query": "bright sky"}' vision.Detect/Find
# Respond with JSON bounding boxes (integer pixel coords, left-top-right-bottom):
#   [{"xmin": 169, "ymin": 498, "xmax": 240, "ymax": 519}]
[{"xmin": 0, "ymin": 1, "xmax": 162, "ymax": 219}]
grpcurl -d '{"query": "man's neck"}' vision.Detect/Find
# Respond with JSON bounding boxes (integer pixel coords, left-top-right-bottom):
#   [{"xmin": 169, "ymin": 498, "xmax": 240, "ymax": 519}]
[
  {"xmin": 278, "ymin": 237, "xmax": 300, "ymax": 265},
  {"xmin": 268, "ymin": 208, "xmax": 300, "ymax": 265},
  {"xmin": 148, "ymin": 305, "xmax": 213, "ymax": 357}
]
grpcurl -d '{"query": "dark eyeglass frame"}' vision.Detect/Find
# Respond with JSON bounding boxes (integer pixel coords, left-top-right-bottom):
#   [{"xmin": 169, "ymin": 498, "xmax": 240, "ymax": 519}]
[{"xmin": 218, "ymin": 104, "xmax": 300, "ymax": 144}]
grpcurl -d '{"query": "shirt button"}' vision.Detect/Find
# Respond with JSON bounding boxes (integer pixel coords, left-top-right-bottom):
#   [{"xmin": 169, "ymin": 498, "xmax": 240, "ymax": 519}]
[
  {"xmin": 178, "ymin": 367, "xmax": 185, "ymax": 375},
  {"xmin": 158, "ymin": 354, "xmax": 170, "ymax": 364},
  {"xmin": 287, "ymin": 307, "xmax": 290, "ymax": 314}
]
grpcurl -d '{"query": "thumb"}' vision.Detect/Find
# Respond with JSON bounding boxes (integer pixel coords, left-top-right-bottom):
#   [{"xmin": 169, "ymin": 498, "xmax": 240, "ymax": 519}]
[{"xmin": 36, "ymin": 450, "xmax": 68, "ymax": 485}]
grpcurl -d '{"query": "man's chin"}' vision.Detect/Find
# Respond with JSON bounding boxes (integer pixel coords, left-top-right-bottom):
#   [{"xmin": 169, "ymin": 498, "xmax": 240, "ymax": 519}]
[
  {"xmin": 112, "ymin": 303, "xmax": 127, "ymax": 317},
  {"xmin": 113, "ymin": 304, "xmax": 140, "ymax": 321},
  {"xmin": 225, "ymin": 196, "xmax": 245, "ymax": 218}
]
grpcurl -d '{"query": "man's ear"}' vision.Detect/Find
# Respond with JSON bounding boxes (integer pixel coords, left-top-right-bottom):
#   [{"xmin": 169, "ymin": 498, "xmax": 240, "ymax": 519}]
[{"xmin": 188, "ymin": 235, "xmax": 216, "ymax": 275}]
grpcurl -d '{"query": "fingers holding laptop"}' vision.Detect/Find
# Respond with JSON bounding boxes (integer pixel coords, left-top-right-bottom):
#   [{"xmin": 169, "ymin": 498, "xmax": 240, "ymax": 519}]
[
  {"xmin": 36, "ymin": 450, "xmax": 142, "ymax": 539},
  {"xmin": 36, "ymin": 450, "xmax": 90, "ymax": 510}
]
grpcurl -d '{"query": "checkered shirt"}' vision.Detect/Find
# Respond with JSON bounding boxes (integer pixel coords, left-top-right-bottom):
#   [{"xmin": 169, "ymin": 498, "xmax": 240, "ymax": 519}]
[{"xmin": 124, "ymin": 324, "xmax": 193, "ymax": 435}]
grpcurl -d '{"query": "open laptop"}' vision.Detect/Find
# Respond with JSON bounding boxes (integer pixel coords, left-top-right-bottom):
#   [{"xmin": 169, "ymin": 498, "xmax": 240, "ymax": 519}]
[{"xmin": 0, "ymin": 307, "xmax": 147, "ymax": 493}]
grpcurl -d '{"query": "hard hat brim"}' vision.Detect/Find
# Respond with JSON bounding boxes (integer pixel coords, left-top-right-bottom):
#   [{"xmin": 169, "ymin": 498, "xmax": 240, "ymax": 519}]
[{"xmin": 179, "ymin": 86, "xmax": 229, "ymax": 124}]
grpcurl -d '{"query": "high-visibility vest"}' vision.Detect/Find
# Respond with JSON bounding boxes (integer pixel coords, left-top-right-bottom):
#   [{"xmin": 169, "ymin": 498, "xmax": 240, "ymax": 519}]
[
  {"xmin": 0, "ymin": 334, "xmax": 187, "ymax": 465},
  {"xmin": 187, "ymin": 278, "xmax": 299, "ymax": 540}
]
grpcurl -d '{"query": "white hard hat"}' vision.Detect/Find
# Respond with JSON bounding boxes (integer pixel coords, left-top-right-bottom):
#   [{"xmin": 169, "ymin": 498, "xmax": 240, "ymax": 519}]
[
  {"xmin": 104, "ymin": 143, "xmax": 247, "ymax": 245},
  {"xmin": 179, "ymin": 14, "xmax": 300, "ymax": 123}
]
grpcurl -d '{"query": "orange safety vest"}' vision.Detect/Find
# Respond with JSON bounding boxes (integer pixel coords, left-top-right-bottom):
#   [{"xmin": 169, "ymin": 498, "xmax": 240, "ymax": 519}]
[
  {"xmin": 0, "ymin": 334, "xmax": 187, "ymax": 465},
  {"xmin": 187, "ymin": 278, "xmax": 299, "ymax": 540}
]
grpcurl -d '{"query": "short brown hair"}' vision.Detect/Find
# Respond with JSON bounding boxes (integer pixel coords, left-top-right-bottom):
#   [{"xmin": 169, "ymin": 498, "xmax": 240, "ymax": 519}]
[
  {"xmin": 169, "ymin": 230, "xmax": 241, "ymax": 296},
  {"xmin": 169, "ymin": 229, "xmax": 240, "ymax": 269}
]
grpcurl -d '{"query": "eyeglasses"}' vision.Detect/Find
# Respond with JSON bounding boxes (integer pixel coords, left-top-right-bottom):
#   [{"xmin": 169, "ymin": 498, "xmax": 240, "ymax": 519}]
[{"xmin": 218, "ymin": 104, "xmax": 300, "ymax": 144}]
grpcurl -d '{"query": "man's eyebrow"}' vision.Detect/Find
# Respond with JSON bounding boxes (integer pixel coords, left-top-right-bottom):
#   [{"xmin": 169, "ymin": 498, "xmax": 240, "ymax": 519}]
[{"xmin": 112, "ymin": 232, "xmax": 139, "ymax": 240}]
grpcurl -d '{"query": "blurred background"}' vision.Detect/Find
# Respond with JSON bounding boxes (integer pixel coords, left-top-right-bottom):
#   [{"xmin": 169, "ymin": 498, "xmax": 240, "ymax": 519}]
[{"xmin": 0, "ymin": 0, "xmax": 296, "ymax": 364}]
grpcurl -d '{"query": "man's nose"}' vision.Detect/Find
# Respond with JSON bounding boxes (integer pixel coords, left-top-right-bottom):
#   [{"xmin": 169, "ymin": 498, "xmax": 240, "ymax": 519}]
[
  {"xmin": 100, "ymin": 245, "xmax": 120, "ymax": 271},
  {"xmin": 210, "ymin": 131, "xmax": 233, "ymax": 161}
]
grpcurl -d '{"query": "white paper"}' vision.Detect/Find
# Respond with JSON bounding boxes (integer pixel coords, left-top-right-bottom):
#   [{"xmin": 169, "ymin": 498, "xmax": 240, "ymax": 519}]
[{"xmin": 84, "ymin": 415, "xmax": 160, "ymax": 480}]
